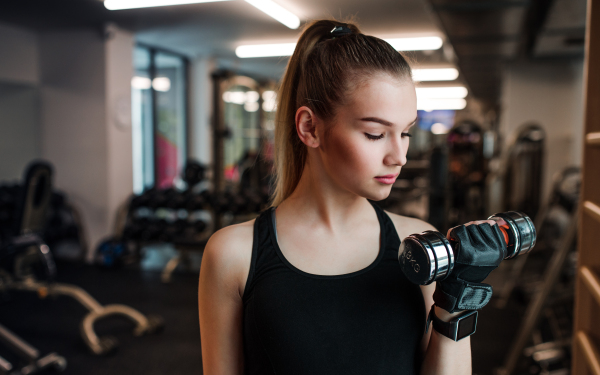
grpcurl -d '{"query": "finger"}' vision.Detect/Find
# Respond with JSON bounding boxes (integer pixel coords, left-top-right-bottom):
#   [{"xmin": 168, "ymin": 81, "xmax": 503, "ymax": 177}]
[
  {"xmin": 446, "ymin": 225, "xmax": 461, "ymax": 238},
  {"xmin": 463, "ymin": 220, "xmax": 495, "ymax": 227}
]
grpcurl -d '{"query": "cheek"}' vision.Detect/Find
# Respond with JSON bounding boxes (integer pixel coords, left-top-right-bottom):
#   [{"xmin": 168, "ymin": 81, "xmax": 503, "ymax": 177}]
[{"xmin": 325, "ymin": 132, "xmax": 378, "ymax": 177}]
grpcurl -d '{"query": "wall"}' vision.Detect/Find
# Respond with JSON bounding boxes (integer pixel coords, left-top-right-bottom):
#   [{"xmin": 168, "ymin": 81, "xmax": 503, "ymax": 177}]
[
  {"xmin": 0, "ymin": 83, "xmax": 40, "ymax": 180},
  {"xmin": 0, "ymin": 23, "xmax": 40, "ymax": 181},
  {"xmin": 37, "ymin": 26, "xmax": 135, "ymax": 259},
  {"xmin": 500, "ymin": 59, "xmax": 585, "ymax": 201},
  {"xmin": 39, "ymin": 29, "xmax": 109, "ymax": 254},
  {"xmin": 0, "ymin": 23, "xmax": 38, "ymax": 85}
]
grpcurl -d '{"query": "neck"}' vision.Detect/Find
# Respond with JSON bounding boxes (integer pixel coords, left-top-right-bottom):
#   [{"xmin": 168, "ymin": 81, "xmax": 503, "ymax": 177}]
[{"xmin": 278, "ymin": 158, "xmax": 373, "ymax": 232}]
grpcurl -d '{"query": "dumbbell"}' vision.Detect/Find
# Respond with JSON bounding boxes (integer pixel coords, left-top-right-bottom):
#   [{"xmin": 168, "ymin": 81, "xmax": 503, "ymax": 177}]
[{"xmin": 398, "ymin": 211, "xmax": 536, "ymax": 285}]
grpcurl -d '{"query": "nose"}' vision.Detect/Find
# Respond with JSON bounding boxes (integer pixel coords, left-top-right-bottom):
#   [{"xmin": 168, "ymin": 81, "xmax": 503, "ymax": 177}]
[{"xmin": 384, "ymin": 133, "xmax": 408, "ymax": 167}]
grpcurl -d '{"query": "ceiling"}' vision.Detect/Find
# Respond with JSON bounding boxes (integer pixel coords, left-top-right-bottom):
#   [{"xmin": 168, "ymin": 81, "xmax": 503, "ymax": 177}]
[
  {"xmin": 428, "ymin": 0, "xmax": 586, "ymax": 107},
  {"xmin": 0, "ymin": 0, "xmax": 454, "ymax": 80},
  {"xmin": 0, "ymin": 0, "xmax": 587, "ymax": 105}
]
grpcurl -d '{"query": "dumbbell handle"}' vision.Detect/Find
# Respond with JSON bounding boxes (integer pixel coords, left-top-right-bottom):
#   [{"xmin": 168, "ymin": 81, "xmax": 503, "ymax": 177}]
[{"xmin": 399, "ymin": 211, "xmax": 536, "ymax": 285}]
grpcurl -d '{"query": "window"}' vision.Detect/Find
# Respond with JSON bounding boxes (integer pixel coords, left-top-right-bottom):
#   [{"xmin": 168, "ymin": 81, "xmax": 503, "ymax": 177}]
[{"xmin": 132, "ymin": 46, "xmax": 188, "ymax": 193}]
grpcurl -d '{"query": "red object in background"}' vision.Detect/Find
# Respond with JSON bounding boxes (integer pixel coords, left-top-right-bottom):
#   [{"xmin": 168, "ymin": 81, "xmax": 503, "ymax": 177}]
[
  {"xmin": 224, "ymin": 164, "xmax": 240, "ymax": 182},
  {"xmin": 156, "ymin": 134, "xmax": 179, "ymax": 189}
]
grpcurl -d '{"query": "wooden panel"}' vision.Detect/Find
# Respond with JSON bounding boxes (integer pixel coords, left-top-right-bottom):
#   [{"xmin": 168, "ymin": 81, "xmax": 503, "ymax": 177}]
[
  {"xmin": 587, "ymin": 132, "xmax": 600, "ymax": 145},
  {"xmin": 581, "ymin": 267, "xmax": 600, "ymax": 308},
  {"xmin": 582, "ymin": 148, "xmax": 600, "ymax": 205},
  {"xmin": 574, "ymin": 0, "xmax": 600, "ymax": 374},
  {"xmin": 577, "ymin": 331, "xmax": 600, "ymax": 375},
  {"xmin": 585, "ymin": 201, "xmax": 600, "ymax": 224}
]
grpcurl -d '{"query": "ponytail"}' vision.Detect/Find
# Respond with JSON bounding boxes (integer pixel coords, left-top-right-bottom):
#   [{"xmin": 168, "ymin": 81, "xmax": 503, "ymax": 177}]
[{"xmin": 270, "ymin": 19, "xmax": 412, "ymax": 207}]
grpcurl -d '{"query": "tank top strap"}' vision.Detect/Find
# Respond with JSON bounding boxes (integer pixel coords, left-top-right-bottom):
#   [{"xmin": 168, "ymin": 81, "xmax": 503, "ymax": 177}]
[
  {"xmin": 242, "ymin": 208, "xmax": 278, "ymax": 304},
  {"xmin": 368, "ymin": 201, "xmax": 402, "ymax": 259}
]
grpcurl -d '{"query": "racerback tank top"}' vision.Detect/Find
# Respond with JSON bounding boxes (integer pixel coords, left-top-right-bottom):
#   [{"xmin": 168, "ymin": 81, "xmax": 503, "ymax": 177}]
[{"xmin": 242, "ymin": 201, "xmax": 425, "ymax": 374}]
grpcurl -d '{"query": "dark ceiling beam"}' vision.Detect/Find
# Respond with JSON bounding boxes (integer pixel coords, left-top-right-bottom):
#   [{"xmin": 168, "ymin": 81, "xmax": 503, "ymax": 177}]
[
  {"xmin": 427, "ymin": 0, "xmax": 559, "ymax": 107},
  {"xmin": 433, "ymin": 1, "xmax": 530, "ymax": 12},
  {"xmin": 520, "ymin": 0, "xmax": 555, "ymax": 55}
]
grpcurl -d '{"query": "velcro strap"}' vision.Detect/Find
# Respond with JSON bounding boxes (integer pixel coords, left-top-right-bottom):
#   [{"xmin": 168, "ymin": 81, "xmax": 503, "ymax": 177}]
[
  {"xmin": 433, "ymin": 286, "xmax": 458, "ymax": 312},
  {"xmin": 457, "ymin": 282, "xmax": 493, "ymax": 310}
]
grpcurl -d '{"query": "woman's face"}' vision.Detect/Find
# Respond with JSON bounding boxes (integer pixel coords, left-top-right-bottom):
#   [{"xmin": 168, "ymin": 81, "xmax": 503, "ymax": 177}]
[{"xmin": 318, "ymin": 74, "xmax": 417, "ymax": 201}]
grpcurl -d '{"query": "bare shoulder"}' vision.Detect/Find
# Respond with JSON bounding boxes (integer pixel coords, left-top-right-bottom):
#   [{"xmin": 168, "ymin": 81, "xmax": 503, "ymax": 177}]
[
  {"xmin": 201, "ymin": 218, "xmax": 256, "ymax": 297},
  {"xmin": 205, "ymin": 218, "xmax": 255, "ymax": 255},
  {"xmin": 383, "ymin": 210, "xmax": 437, "ymax": 240}
]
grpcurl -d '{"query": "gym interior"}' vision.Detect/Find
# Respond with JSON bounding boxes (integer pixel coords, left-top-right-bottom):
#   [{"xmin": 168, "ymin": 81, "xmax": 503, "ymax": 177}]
[{"xmin": 1, "ymin": 0, "xmax": 599, "ymax": 374}]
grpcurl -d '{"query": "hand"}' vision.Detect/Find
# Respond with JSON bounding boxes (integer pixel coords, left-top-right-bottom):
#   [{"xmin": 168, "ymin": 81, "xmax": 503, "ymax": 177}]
[{"xmin": 433, "ymin": 220, "xmax": 507, "ymax": 313}]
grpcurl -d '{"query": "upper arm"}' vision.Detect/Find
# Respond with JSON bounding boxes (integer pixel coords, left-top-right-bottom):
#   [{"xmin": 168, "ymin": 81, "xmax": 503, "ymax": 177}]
[
  {"xmin": 419, "ymin": 282, "xmax": 435, "ymax": 353},
  {"xmin": 198, "ymin": 223, "xmax": 253, "ymax": 375},
  {"xmin": 384, "ymin": 211, "xmax": 437, "ymax": 354}
]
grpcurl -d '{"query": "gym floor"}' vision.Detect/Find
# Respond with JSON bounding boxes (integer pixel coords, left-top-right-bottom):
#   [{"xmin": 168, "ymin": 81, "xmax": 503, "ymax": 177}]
[{"xmin": 0, "ymin": 247, "xmax": 525, "ymax": 375}]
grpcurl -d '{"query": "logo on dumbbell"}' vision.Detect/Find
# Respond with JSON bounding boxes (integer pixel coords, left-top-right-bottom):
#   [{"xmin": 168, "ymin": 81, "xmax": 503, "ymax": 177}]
[{"xmin": 403, "ymin": 250, "xmax": 420, "ymax": 273}]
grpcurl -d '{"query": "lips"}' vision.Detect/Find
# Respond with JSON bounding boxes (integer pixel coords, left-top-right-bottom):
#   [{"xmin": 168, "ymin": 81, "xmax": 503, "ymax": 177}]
[{"xmin": 374, "ymin": 173, "xmax": 399, "ymax": 185}]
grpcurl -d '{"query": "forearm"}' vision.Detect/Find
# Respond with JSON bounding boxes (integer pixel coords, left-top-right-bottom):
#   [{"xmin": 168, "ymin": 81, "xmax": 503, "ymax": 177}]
[{"xmin": 420, "ymin": 306, "xmax": 472, "ymax": 375}]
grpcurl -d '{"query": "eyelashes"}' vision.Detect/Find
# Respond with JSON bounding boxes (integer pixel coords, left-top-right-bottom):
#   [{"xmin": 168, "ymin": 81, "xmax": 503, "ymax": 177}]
[
  {"xmin": 364, "ymin": 133, "xmax": 384, "ymax": 141},
  {"xmin": 364, "ymin": 133, "xmax": 412, "ymax": 141}
]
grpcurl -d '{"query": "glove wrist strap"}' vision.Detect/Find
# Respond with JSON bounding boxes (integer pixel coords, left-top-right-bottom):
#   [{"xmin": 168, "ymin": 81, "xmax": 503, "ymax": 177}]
[{"xmin": 434, "ymin": 280, "xmax": 493, "ymax": 313}]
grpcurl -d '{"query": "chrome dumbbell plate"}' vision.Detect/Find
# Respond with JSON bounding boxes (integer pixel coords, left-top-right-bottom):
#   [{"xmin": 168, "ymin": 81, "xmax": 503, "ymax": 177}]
[
  {"xmin": 398, "ymin": 231, "xmax": 454, "ymax": 285},
  {"xmin": 488, "ymin": 211, "xmax": 537, "ymax": 259}
]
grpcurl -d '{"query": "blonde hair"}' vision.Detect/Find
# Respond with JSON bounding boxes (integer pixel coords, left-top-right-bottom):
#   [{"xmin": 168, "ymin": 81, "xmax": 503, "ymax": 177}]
[{"xmin": 270, "ymin": 19, "xmax": 412, "ymax": 207}]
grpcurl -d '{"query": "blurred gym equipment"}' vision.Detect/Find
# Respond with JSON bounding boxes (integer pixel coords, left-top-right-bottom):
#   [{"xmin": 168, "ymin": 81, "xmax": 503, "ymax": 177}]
[
  {"xmin": 496, "ymin": 167, "xmax": 580, "ymax": 308},
  {"xmin": 399, "ymin": 211, "xmax": 536, "ymax": 286},
  {"xmin": 447, "ymin": 121, "xmax": 487, "ymax": 227},
  {"xmin": 0, "ymin": 161, "xmax": 163, "ymax": 355},
  {"xmin": 0, "ymin": 322, "xmax": 67, "ymax": 375},
  {"xmin": 43, "ymin": 191, "xmax": 88, "ymax": 262},
  {"xmin": 502, "ymin": 124, "xmax": 546, "ymax": 220},
  {"xmin": 495, "ymin": 167, "xmax": 580, "ymax": 375},
  {"xmin": 212, "ymin": 71, "xmax": 274, "ymax": 230},
  {"xmin": 428, "ymin": 146, "xmax": 449, "ymax": 230}
]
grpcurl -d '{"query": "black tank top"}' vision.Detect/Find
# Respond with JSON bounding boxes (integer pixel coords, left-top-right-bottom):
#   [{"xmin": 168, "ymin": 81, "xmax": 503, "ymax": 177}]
[{"xmin": 242, "ymin": 201, "xmax": 425, "ymax": 374}]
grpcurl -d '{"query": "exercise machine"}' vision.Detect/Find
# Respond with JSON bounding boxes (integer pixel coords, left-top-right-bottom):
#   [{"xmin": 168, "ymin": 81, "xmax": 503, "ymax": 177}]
[{"xmin": 1, "ymin": 161, "xmax": 163, "ymax": 355}]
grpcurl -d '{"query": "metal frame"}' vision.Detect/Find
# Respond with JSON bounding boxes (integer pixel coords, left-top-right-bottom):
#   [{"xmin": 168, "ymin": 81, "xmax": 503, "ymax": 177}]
[
  {"xmin": 0, "ymin": 322, "xmax": 67, "ymax": 374},
  {"xmin": 496, "ymin": 208, "xmax": 579, "ymax": 375},
  {"xmin": 4, "ymin": 280, "xmax": 163, "ymax": 355}
]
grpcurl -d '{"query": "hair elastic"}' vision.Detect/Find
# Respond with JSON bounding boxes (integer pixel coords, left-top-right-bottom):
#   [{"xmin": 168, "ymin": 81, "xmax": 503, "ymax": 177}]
[{"xmin": 330, "ymin": 25, "xmax": 353, "ymax": 39}]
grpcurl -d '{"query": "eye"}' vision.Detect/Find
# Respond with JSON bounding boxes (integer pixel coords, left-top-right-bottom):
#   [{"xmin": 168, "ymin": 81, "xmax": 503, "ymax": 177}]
[
  {"xmin": 401, "ymin": 133, "xmax": 412, "ymax": 138},
  {"xmin": 364, "ymin": 133, "xmax": 384, "ymax": 141}
]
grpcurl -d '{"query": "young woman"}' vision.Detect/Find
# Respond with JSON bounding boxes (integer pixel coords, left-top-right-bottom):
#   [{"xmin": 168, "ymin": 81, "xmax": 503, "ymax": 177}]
[{"xmin": 199, "ymin": 19, "xmax": 501, "ymax": 374}]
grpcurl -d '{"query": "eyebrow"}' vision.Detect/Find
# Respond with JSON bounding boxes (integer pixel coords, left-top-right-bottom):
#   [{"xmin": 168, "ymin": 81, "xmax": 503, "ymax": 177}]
[{"xmin": 360, "ymin": 116, "xmax": 418, "ymax": 128}]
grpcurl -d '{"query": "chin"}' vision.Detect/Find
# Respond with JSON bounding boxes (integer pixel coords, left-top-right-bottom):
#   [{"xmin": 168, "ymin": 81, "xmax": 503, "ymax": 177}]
[{"xmin": 359, "ymin": 185, "xmax": 392, "ymax": 202}]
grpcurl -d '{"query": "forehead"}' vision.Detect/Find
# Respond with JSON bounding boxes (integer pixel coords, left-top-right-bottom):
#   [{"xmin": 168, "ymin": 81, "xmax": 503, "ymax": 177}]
[{"xmin": 343, "ymin": 75, "xmax": 417, "ymax": 125}]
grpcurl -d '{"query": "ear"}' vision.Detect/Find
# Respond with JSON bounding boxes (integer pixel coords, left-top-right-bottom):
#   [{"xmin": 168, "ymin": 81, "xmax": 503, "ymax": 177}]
[{"xmin": 295, "ymin": 106, "xmax": 320, "ymax": 148}]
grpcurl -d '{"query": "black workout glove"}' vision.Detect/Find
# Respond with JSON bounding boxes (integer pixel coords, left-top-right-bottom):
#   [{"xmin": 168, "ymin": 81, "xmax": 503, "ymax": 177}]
[{"xmin": 433, "ymin": 223, "xmax": 507, "ymax": 313}]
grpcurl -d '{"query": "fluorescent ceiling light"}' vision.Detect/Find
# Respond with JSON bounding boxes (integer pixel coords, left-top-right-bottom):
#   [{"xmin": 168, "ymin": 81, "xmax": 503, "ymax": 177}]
[
  {"xmin": 236, "ymin": 43, "xmax": 296, "ymax": 58},
  {"xmin": 152, "ymin": 77, "xmax": 171, "ymax": 92},
  {"xmin": 431, "ymin": 123, "xmax": 450, "ymax": 135},
  {"xmin": 245, "ymin": 91, "xmax": 260, "ymax": 102},
  {"xmin": 131, "ymin": 76, "xmax": 151, "ymax": 90},
  {"xmin": 105, "ymin": 0, "xmax": 228, "ymax": 10},
  {"xmin": 416, "ymin": 86, "xmax": 468, "ymax": 99},
  {"xmin": 131, "ymin": 76, "xmax": 171, "ymax": 91},
  {"xmin": 223, "ymin": 91, "xmax": 247, "ymax": 104},
  {"xmin": 412, "ymin": 68, "xmax": 459, "ymax": 81},
  {"xmin": 245, "ymin": 0, "xmax": 300, "ymax": 29},
  {"xmin": 262, "ymin": 90, "xmax": 277, "ymax": 112},
  {"xmin": 262, "ymin": 90, "xmax": 276, "ymax": 101},
  {"xmin": 385, "ymin": 37, "xmax": 443, "ymax": 51},
  {"xmin": 244, "ymin": 102, "xmax": 260, "ymax": 112},
  {"xmin": 236, "ymin": 36, "xmax": 443, "ymax": 58},
  {"xmin": 417, "ymin": 98, "xmax": 466, "ymax": 111}
]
